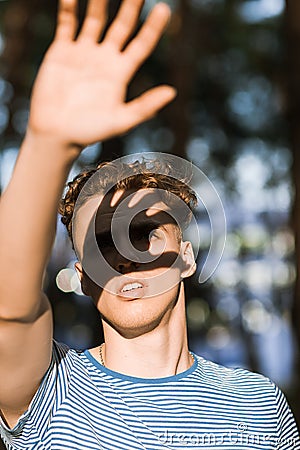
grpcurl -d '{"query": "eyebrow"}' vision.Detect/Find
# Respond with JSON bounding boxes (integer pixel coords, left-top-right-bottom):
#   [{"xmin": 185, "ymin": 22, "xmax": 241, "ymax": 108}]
[{"xmin": 95, "ymin": 219, "xmax": 170, "ymax": 242}]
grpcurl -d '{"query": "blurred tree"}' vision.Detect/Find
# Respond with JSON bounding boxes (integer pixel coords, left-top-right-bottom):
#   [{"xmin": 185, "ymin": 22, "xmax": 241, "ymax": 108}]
[
  {"xmin": 0, "ymin": 2, "xmax": 299, "ymax": 445},
  {"xmin": 166, "ymin": 0, "xmax": 199, "ymax": 157},
  {"xmin": 0, "ymin": 0, "xmax": 41, "ymax": 141},
  {"xmin": 285, "ymin": 0, "xmax": 300, "ymax": 416}
]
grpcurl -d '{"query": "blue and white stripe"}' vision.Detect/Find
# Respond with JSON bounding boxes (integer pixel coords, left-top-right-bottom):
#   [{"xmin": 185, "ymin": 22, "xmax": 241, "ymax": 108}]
[{"xmin": 1, "ymin": 340, "xmax": 299, "ymax": 449}]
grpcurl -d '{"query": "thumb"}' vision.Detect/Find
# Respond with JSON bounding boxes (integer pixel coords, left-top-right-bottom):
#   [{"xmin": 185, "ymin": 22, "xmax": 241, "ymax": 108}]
[{"xmin": 121, "ymin": 85, "xmax": 177, "ymax": 131}]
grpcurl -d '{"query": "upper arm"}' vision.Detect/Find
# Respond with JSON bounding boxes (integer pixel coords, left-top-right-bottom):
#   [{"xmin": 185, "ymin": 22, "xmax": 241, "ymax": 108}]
[
  {"xmin": 272, "ymin": 381, "xmax": 300, "ymax": 449},
  {"xmin": 0, "ymin": 292, "xmax": 53, "ymax": 429}
]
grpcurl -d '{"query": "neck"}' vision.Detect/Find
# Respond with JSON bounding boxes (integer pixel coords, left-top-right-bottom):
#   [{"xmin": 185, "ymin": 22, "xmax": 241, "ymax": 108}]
[{"xmin": 94, "ymin": 283, "xmax": 192, "ymax": 378}]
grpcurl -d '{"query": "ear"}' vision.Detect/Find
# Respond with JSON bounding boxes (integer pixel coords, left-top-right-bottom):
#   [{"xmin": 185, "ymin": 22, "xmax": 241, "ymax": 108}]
[
  {"xmin": 180, "ymin": 241, "xmax": 196, "ymax": 279},
  {"xmin": 74, "ymin": 262, "xmax": 90, "ymax": 296}
]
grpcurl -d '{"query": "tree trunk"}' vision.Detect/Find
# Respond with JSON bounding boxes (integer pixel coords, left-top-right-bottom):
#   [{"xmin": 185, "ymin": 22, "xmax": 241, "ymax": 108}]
[
  {"xmin": 1, "ymin": 0, "xmax": 40, "ymax": 139},
  {"xmin": 166, "ymin": 0, "xmax": 200, "ymax": 158}
]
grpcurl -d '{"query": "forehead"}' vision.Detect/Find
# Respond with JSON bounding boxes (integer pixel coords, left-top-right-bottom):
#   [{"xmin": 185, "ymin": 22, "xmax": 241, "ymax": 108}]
[
  {"xmin": 95, "ymin": 188, "xmax": 175, "ymax": 233},
  {"xmin": 73, "ymin": 188, "xmax": 180, "ymax": 259}
]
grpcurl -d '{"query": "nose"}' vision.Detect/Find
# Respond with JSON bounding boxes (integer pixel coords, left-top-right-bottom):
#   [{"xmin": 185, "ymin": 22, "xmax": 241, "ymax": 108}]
[
  {"xmin": 113, "ymin": 236, "xmax": 141, "ymax": 273},
  {"xmin": 115, "ymin": 256, "xmax": 139, "ymax": 274}
]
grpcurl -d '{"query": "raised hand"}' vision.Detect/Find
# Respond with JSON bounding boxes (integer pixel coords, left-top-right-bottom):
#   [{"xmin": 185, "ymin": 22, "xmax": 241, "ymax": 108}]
[{"xmin": 28, "ymin": 0, "xmax": 176, "ymax": 147}]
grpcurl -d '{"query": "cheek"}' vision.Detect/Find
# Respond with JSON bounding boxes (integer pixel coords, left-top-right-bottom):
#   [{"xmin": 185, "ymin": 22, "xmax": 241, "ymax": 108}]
[
  {"xmin": 93, "ymin": 290, "xmax": 114, "ymax": 316},
  {"xmin": 145, "ymin": 242, "xmax": 181, "ymax": 274},
  {"xmin": 142, "ymin": 267, "xmax": 182, "ymax": 298},
  {"xmin": 84, "ymin": 278, "xmax": 103, "ymax": 302}
]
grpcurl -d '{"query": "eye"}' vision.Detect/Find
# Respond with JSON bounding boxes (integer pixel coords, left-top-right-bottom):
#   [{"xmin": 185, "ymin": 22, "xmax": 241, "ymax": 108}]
[
  {"xmin": 130, "ymin": 226, "xmax": 160, "ymax": 242},
  {"xmin": 130, "ymin": 231, "xmax": 150, "ymax": 243},
  {"xmin": 96, "ymin": 234, "xmax": 115, "ymax": 252},
  {"xmin": 149, "ymin": 229, "xmax": 160, "ymax": 240},
  {"xmin": 100, "ymin": 240, "xmax": 114, "ymax": 249}
]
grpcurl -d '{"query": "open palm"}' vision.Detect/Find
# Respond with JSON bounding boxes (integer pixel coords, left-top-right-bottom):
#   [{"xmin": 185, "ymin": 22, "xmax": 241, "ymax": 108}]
[{"xmin": 29, "ymin": 0, "xmax": 176, "ymax": 146}]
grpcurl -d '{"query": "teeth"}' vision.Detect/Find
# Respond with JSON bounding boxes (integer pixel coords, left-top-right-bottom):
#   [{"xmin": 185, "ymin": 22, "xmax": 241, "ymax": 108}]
[{"xmin": 121, "ymin": 282, "xmax": 143, "ymax": 293}]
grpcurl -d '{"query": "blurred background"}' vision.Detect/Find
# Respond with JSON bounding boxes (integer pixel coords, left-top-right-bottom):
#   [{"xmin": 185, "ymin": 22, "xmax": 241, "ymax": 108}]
[{"xmin": 0, "ymin": 0, "xmax": 300, "ymax": 443}]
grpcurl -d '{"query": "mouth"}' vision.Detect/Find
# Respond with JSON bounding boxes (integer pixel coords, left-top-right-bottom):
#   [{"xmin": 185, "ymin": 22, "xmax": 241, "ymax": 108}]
[{"xmin": 117, "ymin": 280, "xmax": 146, "ymax": 299}]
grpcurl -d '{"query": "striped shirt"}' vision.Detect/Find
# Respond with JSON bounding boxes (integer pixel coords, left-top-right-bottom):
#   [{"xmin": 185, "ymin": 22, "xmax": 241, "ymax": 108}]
[{"xmin": 1, "ymin": 340, "xmax": 299, "ymax": 449}]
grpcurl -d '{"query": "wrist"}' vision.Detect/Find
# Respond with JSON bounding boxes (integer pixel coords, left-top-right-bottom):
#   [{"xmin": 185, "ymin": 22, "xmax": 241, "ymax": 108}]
[{"xmin": 23, "ymin": 128, "xmax": 83, "ymax": 165}]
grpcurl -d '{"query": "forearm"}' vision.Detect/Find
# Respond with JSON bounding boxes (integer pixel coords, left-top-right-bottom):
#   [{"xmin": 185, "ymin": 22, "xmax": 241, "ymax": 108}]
[
  {"xmin": 0, "ymin": 0, "xmax": 174, "ymax": 320},
  {"xmin": 0, "ymin": 130, "xmax": 80, "ymax": 320}
]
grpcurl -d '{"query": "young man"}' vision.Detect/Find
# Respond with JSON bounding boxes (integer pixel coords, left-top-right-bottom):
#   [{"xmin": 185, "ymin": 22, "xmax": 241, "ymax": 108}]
[{"xmin": 0, "ymin": 0, "xmax": 299, "ymax": 449}]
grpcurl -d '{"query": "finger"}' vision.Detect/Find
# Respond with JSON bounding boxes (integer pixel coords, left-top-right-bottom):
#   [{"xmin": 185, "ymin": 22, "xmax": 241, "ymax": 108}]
[
  {"xmin": 124, "ymin": 3, "xmax": 171, "ymax": 70},
  {"xmin": 105, "ymin": 0, "xmax": 145, "ymax": 50},
  {"xmin": 121, "ymin": 85, "xmax": 177, "ymax": 130},
  {"xmin": 55, "ymin": 0, "xmax": 78, "ymax": 41},
  {"xmin": 78, "ymin": 0, "xmax": 108, "ymax": 42}
]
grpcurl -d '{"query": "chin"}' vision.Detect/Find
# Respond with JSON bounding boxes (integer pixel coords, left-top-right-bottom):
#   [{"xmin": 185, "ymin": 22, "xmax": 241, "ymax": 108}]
[
  {"xmin": 99, "ymin": 291, "xmax": 180, "ymax": 338},
  {"xmin": 101, "ymin": 311, "xmax": 166, "ymax": 338}
]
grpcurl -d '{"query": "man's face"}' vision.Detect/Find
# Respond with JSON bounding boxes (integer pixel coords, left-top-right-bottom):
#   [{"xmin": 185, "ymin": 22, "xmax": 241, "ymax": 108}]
[{"xmin": 75, "ymin": 188, "xmax": 195, "ymax": 337}]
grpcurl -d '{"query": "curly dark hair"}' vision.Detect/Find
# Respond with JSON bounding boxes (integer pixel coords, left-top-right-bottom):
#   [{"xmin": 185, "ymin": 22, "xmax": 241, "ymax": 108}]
[{"xmin": 59, "ymin": 158, "xmax": 198, "ymax": 244}]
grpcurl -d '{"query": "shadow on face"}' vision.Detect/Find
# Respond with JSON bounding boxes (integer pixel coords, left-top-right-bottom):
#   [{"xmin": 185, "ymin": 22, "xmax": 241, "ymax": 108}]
[{"xmin": 77, "ymin": 188, "xmax": 196, "ymax": 297}]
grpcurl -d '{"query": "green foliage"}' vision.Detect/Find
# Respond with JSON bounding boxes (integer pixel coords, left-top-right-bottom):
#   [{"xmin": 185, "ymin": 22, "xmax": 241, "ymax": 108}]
[{"xmin": 0, "ymin": 0, "xmax": 296, "ymax": 390}]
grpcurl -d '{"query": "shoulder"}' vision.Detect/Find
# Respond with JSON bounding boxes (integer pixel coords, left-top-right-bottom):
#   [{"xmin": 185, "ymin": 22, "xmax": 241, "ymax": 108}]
[
  {"xmin": 51, "ymin": 340, "xmax": 89, "ymax": 381},
  {"xmin": 194, "ymin": 354, "xmax": 277, "ymax": 398},
  {"xmin": 52, "ymin": 339, "xmax": 81, "ymax": 363}
]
